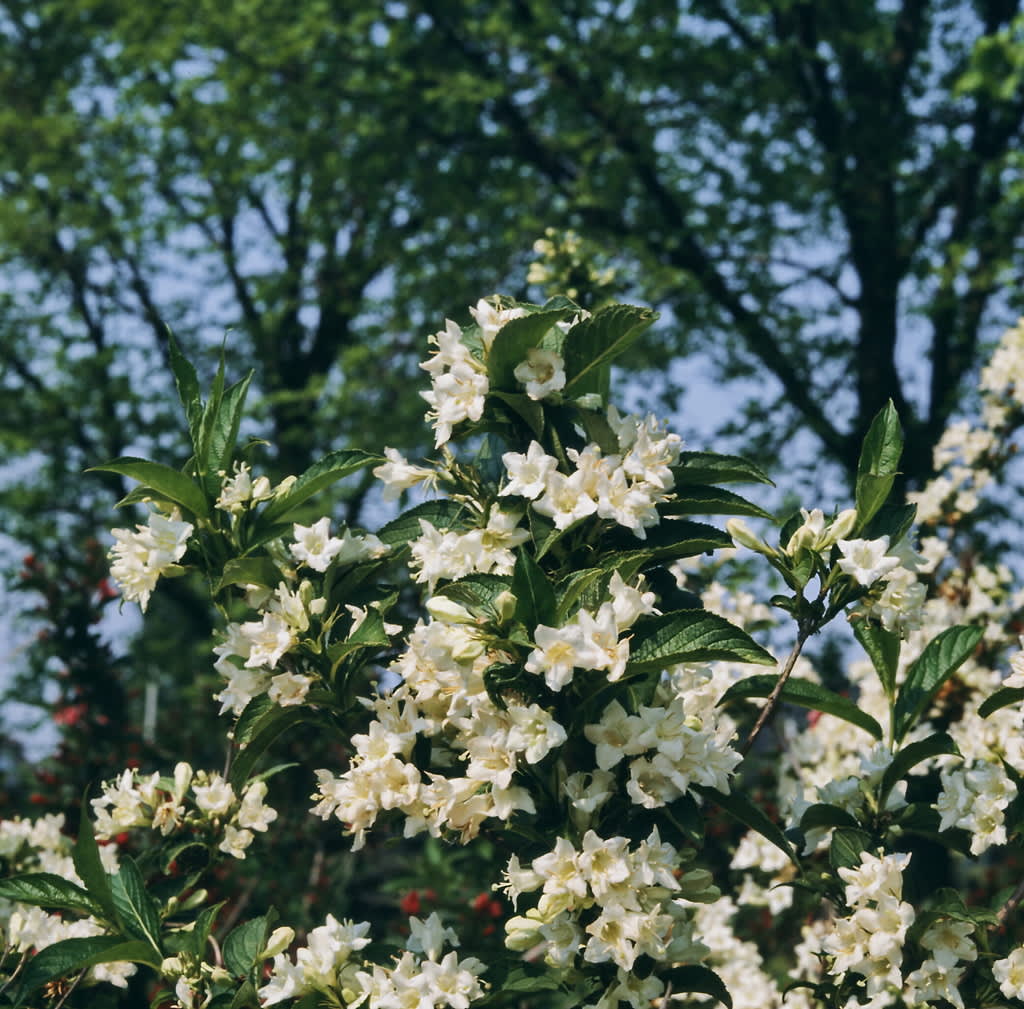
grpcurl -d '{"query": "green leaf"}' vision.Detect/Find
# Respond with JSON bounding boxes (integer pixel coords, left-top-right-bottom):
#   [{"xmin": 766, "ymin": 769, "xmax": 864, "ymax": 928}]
[
  {"xmin": 798, "ymin": 803, "xmax": 863, "ymax": 833},
  {"xmin": 168, "ymin": 331, "xmax": 202, "ymax": 441},
  {"xmin": 0, "ymin": 873, "xmax": 97, "ymax": 914},
  {"xmin": 556, "ymin": 567, "xmax": 606, "ymax": 621},
  {"xmin": 663, "ymin": 964, "xmax": 733, "ymax": 1008},
  {"xmin": 233, "ymin": 694, "xmax": 275, "ymax": 747},
  {"xmin": 377, "ymin": 500, "xmax": 468, "ymax": 546},
  {"xmin": 562, "ymin": 303, "xmax": 658, "ymax": 396},
  {"xmin": 604, "ymin": 520, "xmax": 733, "ymax": 568},
  {"xmin": 879, "ymin": 733, "xmax": 960, "ymax": 807},
  {"xmin": 978, "ymin": 686, "xmax": 1024, "ymax": 718},
  {"xmin": 488, "ymin": 390, "xmax": 545, "ymax": 441},
  {"xmin": 327, "ymin": 609, "xmax": 390, "ymax": 668},
  {"xmin": 14, "ymin": 937, "xmax": 160, "ymax": 1006},
  {"xmin": 110, "ymin": 857, "xmax": 163, "ymax": 955},
  {"xmin": 720, "ymin": 675, "xmax": 883, "ymax": 740},
  {"xmin": 511, "ymin": 549, "xmax": 556, "ymax": 627},
  {"xmin": 87, "ymin": 457, "xmax": 209, "ymax": 518},
  {"xmin": 201, "ymin": 371, "xmax": 254, "ymax": 490},
  {"xmin": 672, "ymin": 451, "xmax": 774, "ymax": 486},
  {"xmin": 829, "ymin": 827, "xmax": 872, "ymax": 871},
  {"xmin": 696, "ymin": 785, "xmax": 796, "ymax": 864},
  {"xmin": 230, "ymin": 707, "xmax": 313, "ymax": 789},
  {"xmin": 855, "ymin": 401, "xmax": 903, "ymax": 527},
  {"xmin": 214, "ymin": 556, "xmax": 285, "ymax": 594},
  {"xmin": 487, "ymin": 306, "xmax": 576, "ymax": 390},
  {"xmin": 72, "ymin": 800, "xmax": 117, "ymax": 925},
  {"xmin": 436, "ymin": 574, "xmax": 513, "ymax": 618},
  {"xmin": 661, "ymin": 485, "xmax": 773, "ymax": 520},
  {"xmin": 261, "ymin": 450, "xmax": 383, "ymax": 523},
  {"xmin": 496, "ymin": 965, "xmax": 565, "ymax": 993},
  {"xmin": 893, "ymin": 624, "xmax": 983, "ymax": 741},
  {"xmin": 629, "ymin": 610, "xmax": 775, "ymax": 671},
  {"xmin": 860, "ymin": 502, "xmax": 917, "ymax": 545},
  {"xmin": 223, "ymin": 912, "xmax": 275, "ymax": 978},
  {"xmin": 852, "ymin": 617, "xmax": 901, "ymax": 699}
]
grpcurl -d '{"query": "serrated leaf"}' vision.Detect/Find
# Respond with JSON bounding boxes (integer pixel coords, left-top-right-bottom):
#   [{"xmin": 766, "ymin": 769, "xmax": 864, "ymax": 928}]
[
  {"xmin": 14, "ymin": 936, "xmax": 160, "ymax": 1006},
  {"xmin": 855, "ymin": 401, "xmax": 903, "ymax": 526},
  {"xmin": 556, "ymin": 568, "xmax": 606, "ymax": 621},
  {"xmin": 186, "ymin": 902, "xmax": 226, "ymax": 959},
  {"xmin": 327, "ymin": 609, "xmax": 389, "ymax": 668},
  {"xmin": 562, "ymin": 304, "xmax": 658, "ymax": 396},
  {"xmin": 497, "ymin": 965, "xmax": 565, "ymax": 993},
  {"xmin": 860, "ymin": 502, "xmax": 917, "ymax": 545},
  {"xmin": 661, "ymin": 485, "xmax": 773, "ymax": 520},
  {"xmin": 672, "ymin": 451, "xmax": 774, "ymax": 486},
  {"xmin": 233, "ymin": 695, "xmax": 275, "ymax": 747},
  {"xmin": 830, "ymin": 827, "xmax": 872, "ymax": 871},
  {"xmin": 377, "ymin": 500, "xmax": 468, "ymax": 546},
  {"xmin": 223, "ymin": 912, "xmax": 275, "ymax": 978},
  {"xmin": 893, "ymin": 624, "xmax": 983, "ymax": 741},
  {"xmin": 978, "ymin": 686, "xmax": 1024, "ymax": 718},
  {"xmin": 436, "ymin": 574, "xmax": 513, "ymax": 617},
  {"xmin": 0, "ymin": 873, "xmax": 97, "ymax": 914},
  {"xmin": 87, "ymin": 458, "xmax": 209, "ymax": 518},
  {"xmin": 261, "ymin": 450, "xmax": 383, "ymax": 523},
  {"xmin": 487, "ymin": 307, "xmax": 576, "ymax": 390},
  {"xmin": 852, "ymin": 617, "xmax": 901, "ymax": 699},
  {"xmin": 604, "ymin": 520, "xmax": 733, "ymax": 568},
  {"xmin": 511, "ymin": 549, "xmax": 556, "ymax": 627},
  {"xmin": 721, "ymin": 674, "xmax": 883, "ymax": 740},
  {"xmin": 488, "ymin": 390, "xmax": 545, "ymax": 441},
  {"xmin": 629, "ymin": 610, "xmax": 775, "ymax": 671},
  {"xmin": 879, "ymin": 733, "xmax": 960, "ymax": 806},
  {"xmin": 72, "ymin": 800, "xmax": 117, "ymax": 925},
  {"xmin": 697, "ymin": 785, "xmax": 796, "ymax": 864},
  {"xmin": 663, "ymin": 964, "xmax": 733, "ymax": 1008},
  {"xmin": 214, "ymin": 556, "xmax": 285, "ymax": 594},
  {"xmin": 110, "ymin": 857, "xmax": 163, "ymax": 955}
]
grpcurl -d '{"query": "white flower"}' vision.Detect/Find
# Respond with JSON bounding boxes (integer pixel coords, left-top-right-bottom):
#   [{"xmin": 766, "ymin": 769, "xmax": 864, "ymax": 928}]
[
  {"xmin": 374, "ymin": 448, "xmax": 436, "ymax": 501},
  {"xmin": 192, "ymin": 774, "xmax": 235, "ymax": 818},
  {"xmin": 500, "ymin": 441, "xmax": 558, "ymax": 500},
  {"xmin": 290, "ymin": 517, "xmax": 345, "ymax": 572},
  {"xmin": 836, "ymin": 536, "xmax": 901, "ymax": 586},
  {"xmin": 109, "ymin": 509, "xmax": 193, "ymax": 611},
  {"xmin": 269, "ymin": 671, "xmax": 312, "ymax": 707},
  {"xmin": 994, "ymin": 947, "xmax": 1024, "ymax": 1000},
  {"xmin": 514, "ymin": 348, "xmax": 566, "ymax": 400},
  {"xmin": 469, "ymin": 297, "xmax": 527, "ymax": 351}
]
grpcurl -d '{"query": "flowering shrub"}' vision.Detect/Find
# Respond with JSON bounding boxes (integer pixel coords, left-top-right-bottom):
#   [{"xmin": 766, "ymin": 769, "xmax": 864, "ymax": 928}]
[{"xmin": 2, "ymin": 294, "xmax": 1024, "ymax": 1009}]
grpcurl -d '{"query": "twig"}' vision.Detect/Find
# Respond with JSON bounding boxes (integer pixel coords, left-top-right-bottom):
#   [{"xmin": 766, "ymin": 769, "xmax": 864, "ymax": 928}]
[
  {"xmin": 741, "ymin": 625, "xmax": 814, "ymax": 756},
  {"xmin": 994, "ymin": 876, "xmax": 1024, "ymax": 931}
]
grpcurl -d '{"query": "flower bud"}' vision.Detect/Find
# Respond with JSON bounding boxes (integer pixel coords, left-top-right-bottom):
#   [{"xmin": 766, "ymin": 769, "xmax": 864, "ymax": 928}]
[
  {"xmin": 426, "ymin": 596, "xmax": 476, "ymax": 625},
  {"xmin": 726, "ymin": 518, "xmax": 776, "ymax": 556},
  {"xmin": 494, "ymin": 590, "xmax": 518, "ymax": 624},
  {"xmin": 260, "ymin": 926, "xmax": 295, "ymax": 960},
  {"xmin": 826, "ymin": 508, "xmax": 858, "ymax": 544},
  {"xmin": 173, "ymin": 761, "xmax": 193, "ymax": 802}
]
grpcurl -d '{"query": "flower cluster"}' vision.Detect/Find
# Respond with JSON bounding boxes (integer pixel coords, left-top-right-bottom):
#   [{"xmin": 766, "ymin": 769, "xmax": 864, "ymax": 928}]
[
  {"xmin": 258, "ymin": 912, "xmax": 486, "ymax": 1009},
  {"xmin": 90, "ymin": 764, "xmax": 277, "ymax": 859},
  {"xmin": 108, "ymin": 506, "xmax": 193, "ymax": 610}
]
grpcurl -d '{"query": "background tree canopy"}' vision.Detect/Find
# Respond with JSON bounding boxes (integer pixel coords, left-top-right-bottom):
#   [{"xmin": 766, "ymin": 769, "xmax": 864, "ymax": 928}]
[{"xmin": 1, "ymin": 0, "xmax": 1022, "ymax": 805}]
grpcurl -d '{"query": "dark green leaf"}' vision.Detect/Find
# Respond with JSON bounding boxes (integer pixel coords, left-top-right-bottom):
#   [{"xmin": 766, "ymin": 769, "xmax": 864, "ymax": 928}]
[
  {"xmin": 0, "ymin": 873, "xmax": 96, "ymax": 914},
  {"xmin": 852, "ymin": 618, "xmax": 901, "ymax": 699},
  {"xmin": 72, "ymin": 800, "xmax": 117, "ymax": 924},
  {"xmin": 223, "ymin": 912, "xmax": 275, "ymax": 978},
  {"xmin": 260, "ymin": 450, "xmax": 383, "ymax": 523},
  {"xmin": 978, "ymin": 686, "xmax": 1024, "ymax": 718},
  {"xmin": 663, "ymin": 964, "xmax": 733, "ymax": 1008},
  {"xmin": 696, "ymin": 785, "xmax": 796, "ymax": 864},
  {"xmin": 110, "ymin": 857, "xmax": 162, "ymax": 955},
  {"xmin": 562, "ymin": 303, "xmax": 658, "ymax": 396},
  {"xmin": 377, "ymin": 500, "xmax": 468, "ymax": 546},
  {"xmin": 488, "ymin": 390, "xmax": 545, "ymax": 441},
  {"xmin": 203, "ymin": 371, "xmax": 254, "ymax": 488},
  {"xmin": 855, "ymin": 401, "xmax": 903, "ymax": 526},
  {"xmin": 233, "ymin": 695, "xmax": 275, "ymax": 747},
  {"xmin": 604, "ymin": 520, "xmax": 733, "ymax": 568},
  {"xmin": 511, "ymin": 549, "xmax": 556, "ymax": 627},
  {"xmin": 661, "ymin": 485, "xmax": 773, "ymax": 520},
  {"xmin": 672, "ymin": 451, "xmax": 774, "ymax": 486},
  {"xmin": 556, "ymin": 568, "xmax": 606, "ymax": 621},
  {"xmin": 879, "ymin": 733, "xmax": 960, "ymax": 807},
  {"xmin": 230, "ymin": 708, "xmax": 313, "ymax": 789},
  {"xmin": 87, "ymin": 458, "xmax": 209, "ymax": 518},
  {"xmin": 168, "ymin": 331, "xmax": 202, "ymax": 441},
  {"xmin": 497, "ymin": 965, "xmax": 565, "ymax": 993},
  {"xmin": 860, "ymin": 503, "xmax": 917, "ymax": 545},
  {"xmin": 487, "ymin": 306, "xmax": 576, "ymax": 390},
  {"xmin": 829, "ymin": 827, "xmax": 872, "ymax": 871},
  {"xmin": 798, "ymin": 803, "xmax": 863, "ymax": 833},
  {"xmin": 436, "ymin": 574, "xmax": 513, "ymax": 618},
  {"xmin": 629, "ymin": 610, "xmax": 775, "ymax": 671},
  {"xmin": 721, "ymin": 675, "xmax": 883, "ymax": 740},
  {"xmin": 214, "ymin": 556, "xmax": 285, "ymax": 594},
  {"xmin": 893, "ymin": 624, "xmax": 983, "ymax": 741},
  {"xmin": 14, "ymin": 937, "xmax": 160, "ymax": 1006}
]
